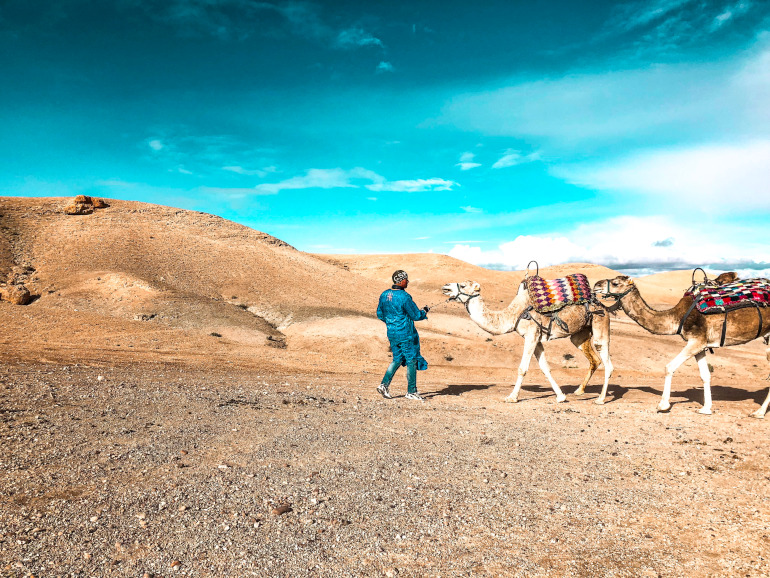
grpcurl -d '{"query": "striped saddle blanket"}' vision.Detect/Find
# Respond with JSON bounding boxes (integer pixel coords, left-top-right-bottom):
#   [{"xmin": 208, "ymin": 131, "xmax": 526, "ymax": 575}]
[
  {"xmin": 685, "ymin": 278, "xmax": 770, "ymax": 314},
  {"xmin": 527, "ymin": 273, "xmax": 593, "ymax": 314}
]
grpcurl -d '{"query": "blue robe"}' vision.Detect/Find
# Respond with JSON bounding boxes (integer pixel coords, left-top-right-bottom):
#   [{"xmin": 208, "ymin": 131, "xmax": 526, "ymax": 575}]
[{"xmin": 376, "ymin": 287, "xmax": 428, "ymax": 370}]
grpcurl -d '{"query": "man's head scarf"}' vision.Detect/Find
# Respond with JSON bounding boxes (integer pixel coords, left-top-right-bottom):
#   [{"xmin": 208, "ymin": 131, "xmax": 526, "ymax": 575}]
[{"xmin": 392, "ymin": 270, "xmax": 408, "ymax": 284}]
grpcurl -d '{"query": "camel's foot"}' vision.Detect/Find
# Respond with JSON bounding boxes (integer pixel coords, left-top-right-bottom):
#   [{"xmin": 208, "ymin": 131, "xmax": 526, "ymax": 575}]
[
  {"xmin": 555, "ymin": 393, "xmax": 567, "ymax": 403},
  {"xmin": 750, "ymin": 410, "xmax": 766, "ymax": 419},
  {"xmin": 594, "ymin": 397, "xmax": 606, "ymax": 405},
  {"xmin": 698, "ymin": 407, "xmax": 713, "ymax": 415},
  {"xmin": 574, "ymin": 387, "xmax": 586, "ymax": 396},
  {"xmin": 657, "ymin": 401, "xmax": 671, "ymax": 413},
  {"xmin": 504, "ymin": 395, "xmax": 519, "ymax": 403}
]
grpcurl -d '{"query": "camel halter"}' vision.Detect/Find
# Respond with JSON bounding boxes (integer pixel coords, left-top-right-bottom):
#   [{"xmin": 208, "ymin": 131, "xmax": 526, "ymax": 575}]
[
  {"xmin": 598, "ymin": 280, "xmax": 635, "ymax": 301},
  {"xmin": 448, "ymin": 285, "xmax": 481, "ymax": 306},
  {"xmin": 597, "ymin": 280, "xmax": 635, "ymax": 313}
]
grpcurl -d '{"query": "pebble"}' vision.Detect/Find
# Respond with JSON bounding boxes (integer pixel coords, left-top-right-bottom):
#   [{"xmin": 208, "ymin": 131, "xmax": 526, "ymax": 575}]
[
  {"xmin": 272, "ymin": 503, "xmax": 292, "ymax": 515},
  {"xmin": 178, "ymin": 504, "xmax": 187, "ymax": 511},
  {"xmin": 170, "ymin": 559, "xmax": 181, "ymax": 569}
]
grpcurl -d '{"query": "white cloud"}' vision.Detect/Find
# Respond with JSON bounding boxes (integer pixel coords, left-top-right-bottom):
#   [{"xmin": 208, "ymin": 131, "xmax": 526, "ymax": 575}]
[
  {"xmin": 441, "ymin": 46, "xmax": 770, "ymax": 145},
  {"xmin": 254, "ymin": 167, "xmax": 380, "ymax": 194},
  {"xmin": 556, "ymin": 140, "xmax": 770, "ymax": 210},
  {"xmin": 711, "ymin": 1, "xmax": 752, "ymax": 30},
  {"xmin": 376, "ymin": 61, "xmax": 394, "ymax": 73},
  {"xmin": 148, "ymin": 139, "xmax": 164, "ymax": 151},
  {"xmin": 366, "ymin": 178, "xmax": 458, "ymax": 193},
  {"xmin": 223, "ymin": 165, "xmax": 268, "ymax": 177},
  {"xmin": 492, "ymin": 149, "xmax": 541, "ymax": 169},
  {"xmin": 336, "ymin": 27, "xmax": 383, "ymax": 49},
  {"xmin": 460, "ymin": 206, "xmax": 482, "ymax": 213},
  {"xmin": 447, "ymin": 215, "xmax": 770, "ymax": 276},
  {"xmin": 254, "ymin": 169, "xmax": 458, "ymax": 194},
  {"xmin": 608, "ymin": 0, "xmax": 694, "ymax": 33},
  {"xmin": 456, "ymin": 151, "xmax": 481, "ymax": 171}
]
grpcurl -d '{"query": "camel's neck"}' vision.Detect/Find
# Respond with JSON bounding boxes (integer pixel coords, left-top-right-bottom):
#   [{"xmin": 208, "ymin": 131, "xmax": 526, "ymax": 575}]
[
  {"xmin": 620, "ymin": 287, "xmax": 692, "ymax": 335},
  {"xmin": 465, "ymin": 291, "xmax": 528, "ymax": 335}
]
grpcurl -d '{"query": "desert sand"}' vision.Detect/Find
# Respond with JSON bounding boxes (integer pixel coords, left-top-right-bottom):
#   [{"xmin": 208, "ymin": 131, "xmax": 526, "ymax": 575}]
[{"xmin": 2, "ymin": 197, "xmax": 770, "ymax": 577}]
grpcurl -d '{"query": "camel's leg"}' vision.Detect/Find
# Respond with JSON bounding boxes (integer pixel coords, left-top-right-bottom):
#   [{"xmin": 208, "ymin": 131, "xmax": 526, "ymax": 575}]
[
  {"xmin": 695, "ymin": 351, "xmax": 712, "ymax": 415},
  {"xmin": 588, "ymin": 313, "xmax": 612, "ymax": 404},
  {"xmin": 505, "ymin": 333, "xmax": 539, "ymax": 403},
  {"xmin": 751, "ymin": 346, "xmax": 770, "ymax": 418},
  {"xmin": 533, "ymin": 342, "xmax": 567, "ymax": 403},
  {"xmin": 593, "ymin": 338, "xmax": 613, "ymax": 405},
  {"xmin": 570, "ymin": 329, "xmax": 599, "ymax": 396},
  {"xmin": 659, "ymin": 341, "xmax": 703, "ymax": 413}
]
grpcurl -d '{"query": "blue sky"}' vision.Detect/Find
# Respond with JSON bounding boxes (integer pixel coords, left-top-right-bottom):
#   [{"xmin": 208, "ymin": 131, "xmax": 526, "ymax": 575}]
[{"xmin": 2, "ymin": 0, "xmax": 769, "ymax": 274}]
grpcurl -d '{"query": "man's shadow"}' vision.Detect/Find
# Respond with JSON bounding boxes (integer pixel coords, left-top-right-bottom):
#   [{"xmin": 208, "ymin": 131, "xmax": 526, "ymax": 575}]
[{"xmin": 423, "ymin": 383, "xmax": 497, "ymax": 398}]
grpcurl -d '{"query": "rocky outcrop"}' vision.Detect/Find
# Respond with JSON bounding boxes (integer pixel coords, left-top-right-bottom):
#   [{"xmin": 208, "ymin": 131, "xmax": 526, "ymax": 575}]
[
  {"xmin": 1, "ymin": 284, "xmax": 31, "ymax": 305},
  {"xmin": 64, "ymin": 195, "xmax": 109, "ymax": 215}
]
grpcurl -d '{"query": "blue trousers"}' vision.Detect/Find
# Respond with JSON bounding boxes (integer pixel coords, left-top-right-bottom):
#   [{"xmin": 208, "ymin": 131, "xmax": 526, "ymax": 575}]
[{"xmin": 381, "ymin": 358, "xmax": 417, "ymax": 394}]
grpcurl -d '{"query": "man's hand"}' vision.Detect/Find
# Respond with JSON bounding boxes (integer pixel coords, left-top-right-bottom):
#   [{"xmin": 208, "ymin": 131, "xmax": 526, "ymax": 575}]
[{"xmin": 423, "ymin": 306, "xmax": 430, "ymax": 313}]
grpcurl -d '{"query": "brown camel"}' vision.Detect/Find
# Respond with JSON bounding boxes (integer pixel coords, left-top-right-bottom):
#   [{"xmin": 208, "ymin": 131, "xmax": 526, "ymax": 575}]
[
  {"xmin": 594, "ymin": 276, "xmax": 770, "ymax": 417},
  {"xmin": 442, "ymin": 280, "xmax": 613, "ymax": 404}
]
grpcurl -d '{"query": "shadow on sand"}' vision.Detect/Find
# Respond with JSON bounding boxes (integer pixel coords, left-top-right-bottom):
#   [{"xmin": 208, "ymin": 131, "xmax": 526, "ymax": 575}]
[
  {"xmin": 423, "ymin": 383, "xmax": 498, "ymax": 398},
  {"xmin": 579, "ymin": 383, "xmax": 770, "ymax": 409}
]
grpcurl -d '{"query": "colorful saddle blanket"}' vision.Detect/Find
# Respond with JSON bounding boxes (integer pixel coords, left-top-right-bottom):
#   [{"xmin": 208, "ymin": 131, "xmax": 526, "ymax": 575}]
[
  {"xmin": 685, "ymin": 278, "xmax": 770, "ymax": 314},
  {"xmin": 527, "ymin": 273, "xmax": 593, "ymax": 314}
]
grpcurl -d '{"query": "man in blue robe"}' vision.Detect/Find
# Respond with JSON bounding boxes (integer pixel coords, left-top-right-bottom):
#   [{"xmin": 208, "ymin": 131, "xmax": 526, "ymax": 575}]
[{"xmin": 376, "ymin": 270, "xmax": 429, "ymax": 401}]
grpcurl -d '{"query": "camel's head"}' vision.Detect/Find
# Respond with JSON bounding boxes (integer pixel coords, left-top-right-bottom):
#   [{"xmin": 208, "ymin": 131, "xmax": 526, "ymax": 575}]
[
  {"xmin": 442, "ymin": 281, "xmax": 481, "ymax": 304},
  {"xmin": 593, "ymin": 275, "xmax": 635, "ymax": 299}
]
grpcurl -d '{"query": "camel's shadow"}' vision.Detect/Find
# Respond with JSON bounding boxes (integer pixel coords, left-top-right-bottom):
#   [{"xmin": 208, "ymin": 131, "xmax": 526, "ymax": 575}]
[
  {"xmin": 424, "ymin": 383, "xmax": 497, "ymax": 398},
  {"xmin": 421, "ymin": 381, "xmax": 769, "ymax": 406},
  {"xmin": 614, "ymin": 384, "xmax": 769, "ymax": 405}
]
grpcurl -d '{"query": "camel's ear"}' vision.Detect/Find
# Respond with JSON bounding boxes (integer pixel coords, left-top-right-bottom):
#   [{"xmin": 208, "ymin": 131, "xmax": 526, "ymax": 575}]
[{"xmin": 472, "ymin": 282, "xmax": 480, "ymax": 292}]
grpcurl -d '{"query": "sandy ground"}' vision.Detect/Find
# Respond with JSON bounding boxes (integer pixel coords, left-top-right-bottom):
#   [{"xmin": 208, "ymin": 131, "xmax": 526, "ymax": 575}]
[{"xmin": 2, "ymin": 197, "xmax": 770, "ymax": 577}]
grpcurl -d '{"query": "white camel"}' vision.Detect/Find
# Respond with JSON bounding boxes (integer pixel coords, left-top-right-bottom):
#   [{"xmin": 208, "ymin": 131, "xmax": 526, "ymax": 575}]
[{"xmin": 442, "ymin": 280, "xmax": 613, "ymax": 404}]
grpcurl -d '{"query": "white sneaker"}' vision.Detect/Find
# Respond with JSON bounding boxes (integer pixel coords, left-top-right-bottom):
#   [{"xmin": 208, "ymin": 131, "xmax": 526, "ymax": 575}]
[
  {"xmin": 405, "ymin": 392, "xmax": 424, "ymax": 401},
  {"xmin": 377, "ymin": 384, "xmax": 392, "ymax": 399}
]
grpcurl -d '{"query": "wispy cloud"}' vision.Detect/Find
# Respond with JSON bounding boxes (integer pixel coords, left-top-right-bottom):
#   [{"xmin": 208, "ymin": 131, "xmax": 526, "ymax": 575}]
[
  {"xmin": 555, "ymin": 140, "xmax": 770, "ymax": 210},
  {"xmin": 376, "ymin": 61, "xmax": 394, "ymax": 73},
  {"xmin": 448, "ymin": 215, "xmax": 770, "ymax": 276},
  {"xmin": 254, "ymin": 168, "xmax": 458, "ymax": 194},
  {"xmin": 710, "ymin": 1, "xmax": 752, "ymax": 30},
  {"xmin": 366, "ymin": 178, "xmax": 458, "ymax": 193},
  {"xmin": 456, "ymin": 151, "xmax": 481, "ymax": 171},
  {"xmin": 145, "ymin": 131, "xmax": 275, "ymax": 178},
  {"xmin": 223, "ymin": 165, "xmax": 271, "ymax": 177},
  {"xmin": 491, "ymin": 149, "xmax": 541, "ymax": 169},
  {"xmin": 460, "ymin": 205, "xmax": 482, "ymax": 213},
  {"xmin": 608, "ymin": 0, "xmax": 694, "ymax": 33},
  {"xmin": 127, "ymin": 0, "xmax": 385, "ymax": 49},
  {"xmin": 599, "ymin": 0, "xmax": 758, "ymax": 55},
  {"xmin": 336, "ymin": 27, "xmax": 383, "ymax": 49},
  {"xmin": 441, "ymin": 45, "xmax": 770, "ymax": 147}
]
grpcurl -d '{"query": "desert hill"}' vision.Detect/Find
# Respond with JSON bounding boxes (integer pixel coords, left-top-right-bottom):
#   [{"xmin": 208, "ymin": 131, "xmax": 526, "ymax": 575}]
[{"xmin": 0, "ymin": 195, "xmax": 761, "ymax": 381}]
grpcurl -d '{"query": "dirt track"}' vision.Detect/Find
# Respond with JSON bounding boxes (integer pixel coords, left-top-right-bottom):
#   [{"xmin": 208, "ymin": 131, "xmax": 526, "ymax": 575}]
[{"xmin": 3, "ymin": 350, "xmax": 770, "ymax": 577}]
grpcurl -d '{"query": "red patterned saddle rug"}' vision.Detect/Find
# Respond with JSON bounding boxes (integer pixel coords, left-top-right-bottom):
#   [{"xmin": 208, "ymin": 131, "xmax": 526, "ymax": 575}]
[
  {"xmin": 685, "ymin": 278, "xmax": 770, "ymax": 314},
  {"xmin": 527, "ymin": 273, "xmax": 593, "ymax": 314}
]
